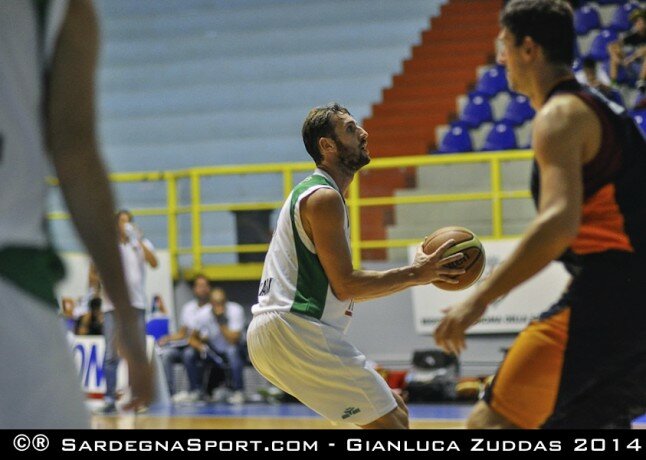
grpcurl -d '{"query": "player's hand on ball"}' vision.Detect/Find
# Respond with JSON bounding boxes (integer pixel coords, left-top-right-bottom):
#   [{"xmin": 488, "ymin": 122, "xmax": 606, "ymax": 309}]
[
  {"xmin": 413, "ymin": 239, "xmax": 466, "ymax": 284},
  {"xmin": 434, "ymin": 297, "xmax": 488, "ymax": 356}
]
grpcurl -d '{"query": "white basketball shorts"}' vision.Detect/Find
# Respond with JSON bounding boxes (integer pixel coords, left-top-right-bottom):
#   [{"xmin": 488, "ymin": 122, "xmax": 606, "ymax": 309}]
[
  {"xmin": 0, "ymin": 277, "xmax": 89, "ymax": 428},
  {"xmin": 247, "ymin": 311, "xmax": 396, "ymax": 425}
]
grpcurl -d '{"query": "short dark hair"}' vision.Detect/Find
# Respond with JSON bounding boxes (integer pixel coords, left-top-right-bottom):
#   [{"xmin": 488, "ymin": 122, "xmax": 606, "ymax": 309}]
[
  {"xmin": 629, "ymin": 9, "xmax": 645, "ymax": 23},
  {"xmin": 192, "ymin": 274, "xmax": 210, "ymax": 287},
  {"xmin": 116, "ymin": 209, "xmax": 133, "ymax": 222},
  {"xmin": 301, "ymin": 103, "xmax": 351, "ymax": 164},
  {"xmin": 501, "ymin": 0, "xmax": 575, "ymax": 66}
]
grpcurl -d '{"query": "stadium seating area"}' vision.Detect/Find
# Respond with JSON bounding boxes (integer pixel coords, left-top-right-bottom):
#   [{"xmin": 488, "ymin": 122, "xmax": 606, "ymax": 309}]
[
  {"xmin": 47, "ymin": 0, "xmax": 447, "ymax": 257},
  {"xmin": 95, "ymin": 0, "xmax": 447, "ymax": 171},
  {"xmin": 48, "ymin": 0, "xmax": 646, "ymax": 264},
  {"xmin": 436, "ymin": 0, "xmax": 646, "ymax": 154}
]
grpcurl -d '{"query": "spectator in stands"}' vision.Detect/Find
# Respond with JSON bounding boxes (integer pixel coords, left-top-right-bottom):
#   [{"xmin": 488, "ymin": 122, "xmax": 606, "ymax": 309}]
[
  {"xmin": 158, "ymin": 274, "xmax": 212, "ymax": 402},
  {"xmin": 575, "ymin": 57, "xmax": 623, "ymax": 105},
  {"xmin": 77, "ymin": 297, "xmax": 104, "ymax": 336},
  {"xmin": 92, "ymin": 209, "xmax": 158, "ymax": 414},
  {"xmin": 59, "ymin": 297, "xmax": 78, "ymax": 333},
  {"xmin": 608, "ymin": 8, "xmax": 646, "ymax": 94},
  {"xmin": 575, "ymin": 57, "xmax": 611, "ymax": 91},
  {"xmin": 150, "ymin": 294, "xmax": 169, "ymax": 315},
  {"xmin": 190, "ymin": 287, "xmax": 246, "ymax": 404},
  {"xmin": 60, "ymin": 297, "xmax": 75, "ymax": 318}
]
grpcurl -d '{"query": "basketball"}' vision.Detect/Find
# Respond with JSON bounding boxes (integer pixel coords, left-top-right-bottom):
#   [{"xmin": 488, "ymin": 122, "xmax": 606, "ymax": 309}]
[{"xmin": 423, "ymin": 226, "xmax": 485, "ymax": 291}]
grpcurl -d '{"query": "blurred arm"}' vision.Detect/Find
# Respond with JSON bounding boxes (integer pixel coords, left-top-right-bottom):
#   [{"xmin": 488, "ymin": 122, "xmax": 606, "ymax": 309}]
[{"xmin": 46, "ymin": 0, "xmax": 151, "ymax": 406}]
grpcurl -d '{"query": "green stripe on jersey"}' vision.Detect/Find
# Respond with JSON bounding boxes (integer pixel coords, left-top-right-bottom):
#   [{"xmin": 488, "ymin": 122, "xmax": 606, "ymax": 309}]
[
  {"xmin": 0, "ymin": 246, "xmax": 65, "ymax": 307},
  {"xmin": 289, "ymin": 175, "xmax": 335, "ymax": 319}
]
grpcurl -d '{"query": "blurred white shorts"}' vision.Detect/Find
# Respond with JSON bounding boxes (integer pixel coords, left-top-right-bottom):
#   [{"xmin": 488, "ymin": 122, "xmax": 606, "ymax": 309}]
[{"xmin": 0, "ymin": 277, "xmax": 89, "ymax": 428}]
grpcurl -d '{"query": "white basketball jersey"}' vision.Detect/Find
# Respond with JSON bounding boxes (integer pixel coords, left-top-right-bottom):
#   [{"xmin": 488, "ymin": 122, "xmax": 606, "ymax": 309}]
[
  {"xmin": 252, "ymin": 169, "xmax": 355, "ymax": 333},
  {"xmin": 0, "ymin": 1, "xmax": 69, "ymax": 249}
]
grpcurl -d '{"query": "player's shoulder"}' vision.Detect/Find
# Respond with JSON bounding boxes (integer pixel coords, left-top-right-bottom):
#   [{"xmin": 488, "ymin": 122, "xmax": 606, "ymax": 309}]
[
  {"xmin": 536, "ymin": 93, "xmax": 596, "ymax": 134},
  {"xmin": 541, "ymin": 93, "xmax": 592, "ymax": 121},
  {"xmin": 302, "ymin": 185, "xmax": 344, "ymax": 212}
]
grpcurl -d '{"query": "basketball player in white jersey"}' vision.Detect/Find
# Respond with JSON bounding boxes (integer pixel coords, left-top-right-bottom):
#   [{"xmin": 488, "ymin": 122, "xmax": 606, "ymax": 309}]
[
  {"xmin": 0, "ymin": 1, "xmax": 152, "ymax": 428},
  {"xmin": 247, "ymin": 103, "xmax": 465, "ymax": 429}
]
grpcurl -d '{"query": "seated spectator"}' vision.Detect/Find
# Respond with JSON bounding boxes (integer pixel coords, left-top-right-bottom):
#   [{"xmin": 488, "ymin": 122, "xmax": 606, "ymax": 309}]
[
  {"xmin": 77, "ymin": 297, "xmax": 104, "ymax": 336},
  {"xmin": 575, "ymin": 57, "xmax": 623, "ymax": 105},
  {"xmin": 576, "ymin": 57, "xmax": 612, "ymax": 90},
  {"xmin": 608, "ymin": 9, "xmax": 646, "ymax": 93},
  {"xmin": 190, "ymin": 287, "xmax": 246, "ymax": 404},
  {"xmin": 59, "ymin": 297, "xmax": 78, "ymax": 333},
  {"xmin": 150, "ymin": 294, "xmax": 169, "ymax": 316},
  {"xmin": 158, "ymin": 274, "xmax": 212, "ymax": 403}
]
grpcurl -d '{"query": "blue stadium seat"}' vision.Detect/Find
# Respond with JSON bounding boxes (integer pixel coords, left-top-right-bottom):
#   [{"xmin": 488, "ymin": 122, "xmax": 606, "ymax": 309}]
[
  {"xmin": 607, "ymin": 88, "xmax": 625, "ymax": 107},
  {"xmin": 586, "ymin": 29, "xmax": 618, "ymax": 61},
  {"xmin": 459, "ymin": 94, "xmax": 494, "ymax": 128},
  {"xmin": 146, "ymin": 316, "xmax": 170, "ymax": 341},
  {"xmin": 575, "ymin": 5, "xmax": 601, "ymax": 35},
  {"xmin": 481, "ymin": 122, "xmax": 518, "ymax": 151},
  {"xmin": 475, "ymin": 65, "xmax": 508, "ymax": 97},
  {"xmin": 633, "ymin": 110, "xmax": 646, "ymax": 136},
  {"xmin": 501, "ymin": 94, "xmax": 535, "ymax": 126},
  {"xmin": 437, "ymin": 125, "xmax": 473, "ymax": 153},
  {"xmin": 608, "ymin": 2, "xmax": 641, "ymax": 32}
]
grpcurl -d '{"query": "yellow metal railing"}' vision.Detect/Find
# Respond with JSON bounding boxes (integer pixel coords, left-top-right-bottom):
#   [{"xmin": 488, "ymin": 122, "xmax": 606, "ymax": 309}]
[{"xmin": 47, "ymin": 150, "xmax": 534, "ymax": 280}]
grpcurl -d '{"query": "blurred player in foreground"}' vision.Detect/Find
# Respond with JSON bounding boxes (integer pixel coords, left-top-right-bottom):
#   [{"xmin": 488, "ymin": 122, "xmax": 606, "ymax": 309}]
[
  {"xmin": 0, "ymin": 1, "xmax": 152, "ymax": 428},
  {"xmin": 435, "ymin": 0, "xmax": 646, "ymax": 429},
  {"xmin": 247, "ymin": 103, "xmax": 465, "ymax": 429}
]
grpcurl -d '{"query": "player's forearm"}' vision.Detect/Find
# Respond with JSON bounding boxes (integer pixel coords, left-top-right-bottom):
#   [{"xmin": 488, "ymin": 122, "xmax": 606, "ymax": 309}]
[
  {"xmin": 52, "ymin": 149, "xmax": 131, "ymax": 310},
  {"xmin": 473, "ymin": 209, "xmax": 577, "ymax": 307},
  {"xmin": 334, "ymin": 265, "xmax": 420, "ymax": 301},
  {"xmin": 47, "ymin": 0, "xmax": 131, "ymax": 316}
]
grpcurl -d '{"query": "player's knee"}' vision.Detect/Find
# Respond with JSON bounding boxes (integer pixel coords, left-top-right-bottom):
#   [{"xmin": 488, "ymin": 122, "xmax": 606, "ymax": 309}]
[
  {"xmin": 466, "ymin": 412, "xmax": 490, "ymax": 429},
  {"xmin": 391, "ymin": 405, "xmax": 409, "ymax": 429},
  {"xmin": 393, "ymin": 391, "xmax": 409, "ymax": 417}
]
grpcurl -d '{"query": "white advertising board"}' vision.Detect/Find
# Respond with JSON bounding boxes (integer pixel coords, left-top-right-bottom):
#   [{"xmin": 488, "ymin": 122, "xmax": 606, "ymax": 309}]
[
  {"xmin": 411, "ymin": 239, "xmax": 571, "ymax": 334},
  {"xmin": 71, "ymin": 335, "xmax": 155, "ymax": 394}
]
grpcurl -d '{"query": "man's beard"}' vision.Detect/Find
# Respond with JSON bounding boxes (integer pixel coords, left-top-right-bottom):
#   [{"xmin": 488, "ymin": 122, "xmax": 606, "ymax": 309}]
[{"xmin": 335, "ymin": 139, "xmax": 370, "ymax": 173}]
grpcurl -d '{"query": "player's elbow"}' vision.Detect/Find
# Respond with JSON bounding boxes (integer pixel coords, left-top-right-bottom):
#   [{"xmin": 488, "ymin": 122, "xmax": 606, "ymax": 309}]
[
  {"xmin": 541, "ymin": 208, "xmax": 580, "ymax": 246},
  {"xmin": 330, "ymin": 282, "xmax": 353, "ymax": 301},
  {"xmin": 335, "ymin": 291, "xmax": 353, "ymax": 302},
  {"xmin": 555, "ymin": 209, "xmax": 580, "ymax": 241}
]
